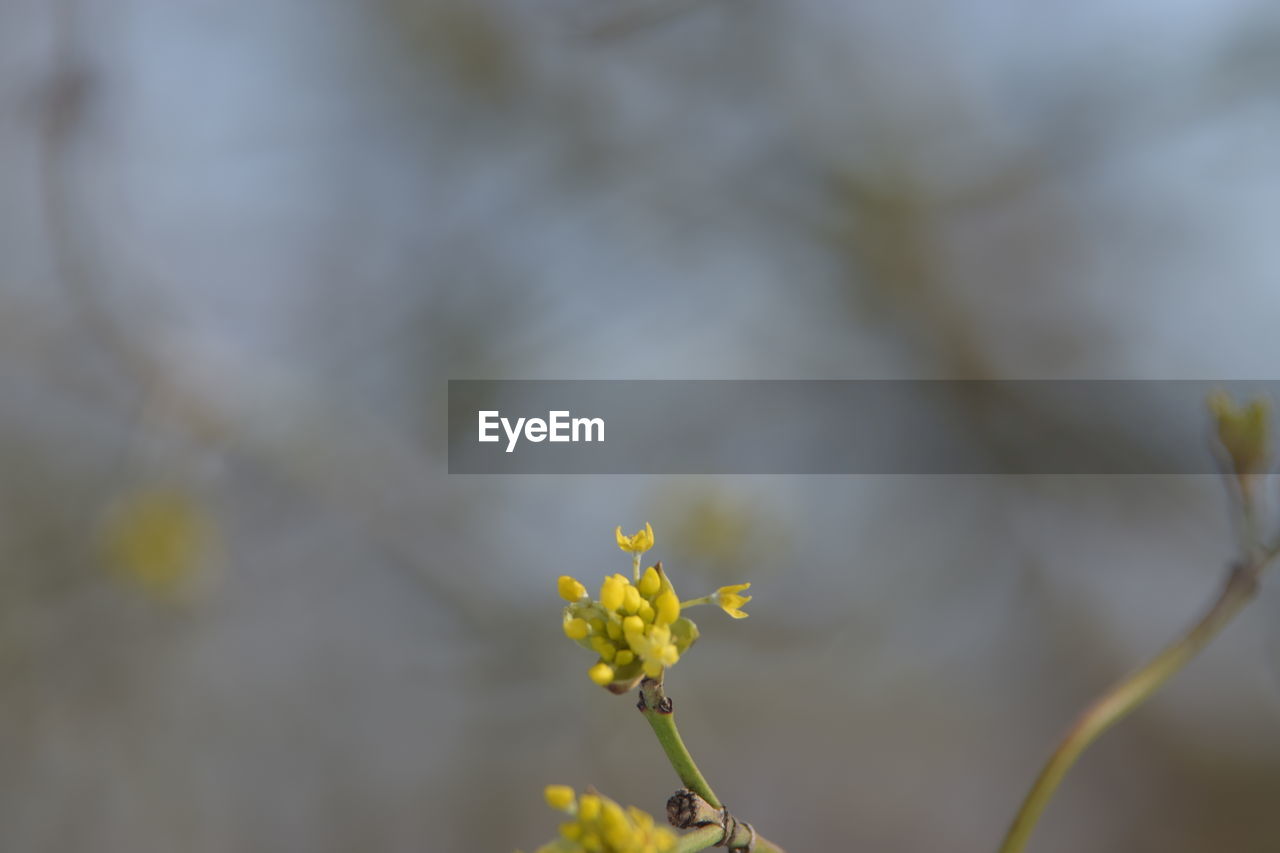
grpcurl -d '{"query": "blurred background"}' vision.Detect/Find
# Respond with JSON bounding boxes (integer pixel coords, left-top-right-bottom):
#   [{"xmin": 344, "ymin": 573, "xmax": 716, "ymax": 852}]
[{"xmin": 4, "ymin": 0, "xmax": 1280, "ymax": 850}]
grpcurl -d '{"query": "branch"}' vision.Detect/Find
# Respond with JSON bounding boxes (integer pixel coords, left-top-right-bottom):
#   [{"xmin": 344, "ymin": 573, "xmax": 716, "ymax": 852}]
[
  {"xmin": 639, "ymin": 678, "xmax": 721, "ymax": 807},
  {"xmin": 639, "ymin": 679, "xmax": 789, "ymax": 853},
  {"xmin": 997, "ymin": 550, "xmax": 1274, "ymax": 853}
]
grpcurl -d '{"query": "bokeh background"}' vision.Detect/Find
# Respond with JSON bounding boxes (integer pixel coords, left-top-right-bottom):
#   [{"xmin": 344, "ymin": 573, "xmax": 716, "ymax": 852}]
[{"xmin": 4, "ymin": 0, "xmax": 1280, "ymax": 850}]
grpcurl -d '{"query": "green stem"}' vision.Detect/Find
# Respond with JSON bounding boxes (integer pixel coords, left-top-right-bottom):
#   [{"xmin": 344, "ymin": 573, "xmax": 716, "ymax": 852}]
[
  {"xmin": 998, "ymin": 557, "xmax": 1268, "ymax": 853},
  {"xmin": 639, "ymin": 679, "xmax": 790, "ymax": 853},
  {"xmin": 672, "ymin": 824, "xmax": 726, "ymax": 853},
  {"xmin": 639, "ymin": 678, "xmax": 721, "ymax": 807}
]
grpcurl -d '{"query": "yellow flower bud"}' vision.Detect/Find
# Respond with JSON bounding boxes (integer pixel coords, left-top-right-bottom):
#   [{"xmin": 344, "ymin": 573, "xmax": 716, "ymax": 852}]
[
  {"xmin": 622, "ymin": 584, "xmax": 641, "ymax": 614},
  {"xmin": 638, "ymin": 565, "xmax": 661, "ymax": 597},
  {"xmin": 578, "ymin": 794, "xmax": 601, "ymax": 821},
  {"xmin": 1210, "ymin": 392, "xmax": 1270, "ymax": 480},
  {"xmin": 590, "ymin": 636, "xmax": 617, "ymax": 662},
  {"xmin": 654, "ymin": 590, "xmax": 680, "ymax": 625},
  {"xmin": 563, "ymin": 617, "xmax": 589, "ymax": 640},
  {"xmin": 622, "ymin": 615, "xmax": 644, "ymax": 638},
  {"xmin": 537, "ymin": 787, "xmax": 674, "ymax": 853},
  {"xmin": 557, "ymin": 575, "xmax": 587, "ymax": 602},
  {"xmin": 544, "ymin": 785, "xmax": 575, "ymax": 812},
  {"xmin": 642, "ymin": 659, "xmax": 664, "ymax": 678},
  {"xmin": 588, "ymin": 662, "xmax": 615, "ymax": 686},
  {"xmin": 601, "ymin": 800, "xmax": 628, "ymax": 833},
  {"xmin": 637, "ymin": 600, "xmax": 655, "ymax": 623},
  {"xmin": 614, "ymin": 650, "xmax": 634, "ymax": 666},
  {"xmin": 599, "ymin": 573, "xmax": 624, "ymax": 607}
]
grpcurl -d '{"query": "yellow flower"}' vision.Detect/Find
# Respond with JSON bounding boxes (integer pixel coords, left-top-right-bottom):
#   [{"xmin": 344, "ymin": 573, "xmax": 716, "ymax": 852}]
[
  {"xmin": 532, "ymin": 786, "xmax": 676, "ymax": 853},
  {"xmin": 615, "ymin": 523, "xmax": 654, "ymax": 554},
  {"xmin": 559, "ymin": 548, "xmax": 699, "ymax": 690},
  {"xmin": 713, "ymin": 583, "xmax": 752, "ymax": 619},
  {"xmin": 1210, "ymin": 392, "xmax": 1270, "ymax": 479}
]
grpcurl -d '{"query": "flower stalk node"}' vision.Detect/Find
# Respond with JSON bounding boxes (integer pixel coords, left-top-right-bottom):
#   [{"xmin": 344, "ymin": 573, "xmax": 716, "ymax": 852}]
[
  {"xmin": 666, "ymin": 789, "xmax": 714, "ymax": 830},
  {"xmin": 665, "ymin": 789, "xmax": 756, "ymax": 851},
  {"xmin": 638, "ymin": 687, "xmax": 674, "ymax": 715}
]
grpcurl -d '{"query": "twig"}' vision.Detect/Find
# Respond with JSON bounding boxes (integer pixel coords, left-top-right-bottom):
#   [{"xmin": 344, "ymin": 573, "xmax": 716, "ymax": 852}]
[
  {"xmin": 997, "ymin": 548, "xmax": 1276, "ymax": 853},
  {"xmin": 639, "ymin": 679, "xmax": 789, "ymax": 853}
]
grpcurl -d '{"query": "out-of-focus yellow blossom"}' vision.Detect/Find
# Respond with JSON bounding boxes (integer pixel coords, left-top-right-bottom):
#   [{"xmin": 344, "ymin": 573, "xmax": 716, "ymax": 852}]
[
  {"xmin": 99, "ymin": 487, "xmax": 215, "ymax": 600},
  {"xmin": 712, "ymin": 583, "xmax": 752, "ymax": 619},
  {"xmin": 532, "ymin": 786, "xmax": 676, "ymax": 853},
  {"xmin": 615, "ymin": 523, "xmax": 654, "ymax": 554},
  {"xmin": 545, "ymin": 785, "xmax": 577, "ymax": 812},
  {"xmin": 1209, "ymin": 392, "xmax": 1270, "ymax": 480}
]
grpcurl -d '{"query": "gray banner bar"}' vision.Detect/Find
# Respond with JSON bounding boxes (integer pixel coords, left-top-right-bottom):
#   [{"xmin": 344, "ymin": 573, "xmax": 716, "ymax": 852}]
[{"xmin": 447, "ymin": 380, "xmax": 1278, "ymax": 474}]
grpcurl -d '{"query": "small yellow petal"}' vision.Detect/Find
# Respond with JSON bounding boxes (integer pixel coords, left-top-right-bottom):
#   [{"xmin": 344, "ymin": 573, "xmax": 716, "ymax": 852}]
[
  {"xmin": 642, "ymin": 659, "xmax": 664, "ymax": 678},
  {"xmin": 544, "ymin": 785, "xmax": 576, "ymax": 812}
]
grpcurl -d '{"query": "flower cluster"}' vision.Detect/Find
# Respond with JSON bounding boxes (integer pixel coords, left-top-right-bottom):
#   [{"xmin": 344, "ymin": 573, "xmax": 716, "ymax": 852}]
[
  {"xmin": 535, "ymin": 785, "xmax": 675, "ymax": 853},
  {"xmin": 558, "ymin": 524, "xmax": 752, "ymax": 691},
  {"xmin": 560, "ymin": 562, "xmax": 698, "ymax": 691}
]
